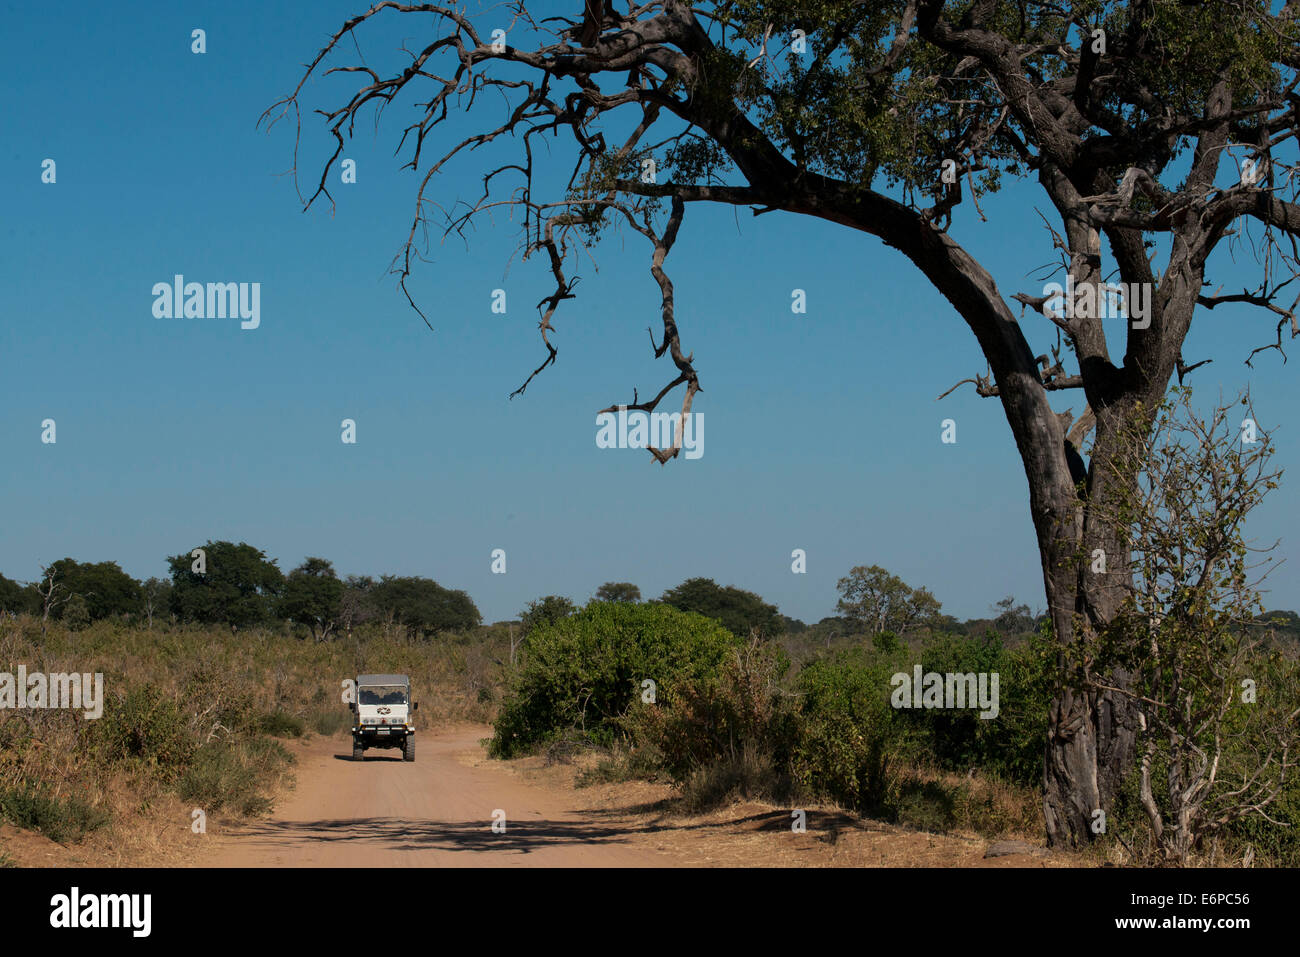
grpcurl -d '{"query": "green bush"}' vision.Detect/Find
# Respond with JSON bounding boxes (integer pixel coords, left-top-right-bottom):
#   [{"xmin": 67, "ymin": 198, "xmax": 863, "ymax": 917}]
[
  {"xmin": 625, "ymin": 638, "xmax": 796, "ymax": 788},
  {"xmin": 791, "ymin": 647, "xmax": 916, "ymax": 814},
  {"xmin": 93, "ymin": 684, "xmax": 195, "ymax": 779},
  {"xmin": 490, "ymin": 601, "xmax": 739, "ymax": 758},
  {"xmin": 0, "ymin": 787, "xmax": 109, "ymax": 844},
  {"xmin": 909, "ymin": 628, "xmax": 1052, "ymax": 785}
]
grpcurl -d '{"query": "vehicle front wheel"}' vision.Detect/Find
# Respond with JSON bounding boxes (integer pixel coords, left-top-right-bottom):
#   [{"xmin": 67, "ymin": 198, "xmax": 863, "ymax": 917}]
[
  {"xmin": 353, "ymin": 740, "xmax": 364, "ymax": 761},
  {"xmin": 403, "ymin": 737, "xmax": 415, "ymax": 762}
]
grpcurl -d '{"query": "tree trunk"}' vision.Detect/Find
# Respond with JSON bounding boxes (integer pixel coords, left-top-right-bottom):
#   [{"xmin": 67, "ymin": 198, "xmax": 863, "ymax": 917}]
[{"xmin": 1038, "ymin": 394, "xmax": 1153, "ymax": 847}]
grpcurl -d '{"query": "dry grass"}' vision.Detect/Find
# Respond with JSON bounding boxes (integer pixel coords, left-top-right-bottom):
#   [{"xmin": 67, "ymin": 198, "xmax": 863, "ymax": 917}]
[{"xmin": 0, "ymin": 614, "xmax": 510, "ymax": 865}]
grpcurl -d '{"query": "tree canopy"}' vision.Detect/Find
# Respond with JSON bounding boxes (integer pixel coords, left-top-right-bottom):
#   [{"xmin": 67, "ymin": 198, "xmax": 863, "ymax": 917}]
[
  {"xmin": 368, "ymin": 575, "xmax": 483, "ymax": 637},
  {"xmin": 41, "ymin": 558, "xmax": 142, "ymax": 622},
  {"xmin": 835, "ymin": 564, "xmax": 943, "ymax": 635},
  {"xmin": 660, "ymin": 577, "xmax": 781, "ymax": 637},
  {"xmin": 167, "ymin": 541, "xmax": 284, "ymax": 628},
  {"xmin": 280, "ymin": 557, "xmax": 345, "ymax": 641},
  {"xmin": 595, "ymin": 581, "xmax": 642, "ymax": 603}
]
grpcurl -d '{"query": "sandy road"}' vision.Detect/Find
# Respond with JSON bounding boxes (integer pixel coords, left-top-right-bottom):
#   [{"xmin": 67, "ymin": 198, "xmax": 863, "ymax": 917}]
[{"xmin": 203, "ymin": 726, "xmax": 672, "ymax": 867}]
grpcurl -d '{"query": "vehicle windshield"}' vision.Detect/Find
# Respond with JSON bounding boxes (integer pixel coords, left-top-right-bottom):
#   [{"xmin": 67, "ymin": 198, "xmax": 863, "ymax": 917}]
[{"xmin": 359, "ymin": 686, "xmax": 408, "ymax": 706}]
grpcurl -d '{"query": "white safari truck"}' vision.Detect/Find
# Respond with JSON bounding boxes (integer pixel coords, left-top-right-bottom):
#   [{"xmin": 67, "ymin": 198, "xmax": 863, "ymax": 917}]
[{"xmin": 350, "ymin": 674, "xmax": 417, "ymax": 762}]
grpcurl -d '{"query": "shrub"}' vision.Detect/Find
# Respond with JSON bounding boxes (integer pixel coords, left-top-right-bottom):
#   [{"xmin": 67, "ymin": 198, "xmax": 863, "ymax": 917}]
[
  {"xmin": 93, "ymin": 684, "xmax": 195, "ymax": 780},
  {"xmin": 177, "ymin": 738, "xmax": 293, "ymax": 815},
  {"xmin": 0, "ymin": 786, "xmax": 109, "ymax": 844},
  {"xmin": 791, "ymin": 647, "xmax": 917, "ymax": 814},
  {"xmin": 257, "ymin": 711, "xmax": 305, "ymax": 738},
  {"xmin": 490, "ymin": 601, "xmax": 739, "ymax": 757},
  {"xmin": 680, "ymin": 742, "xmax": 782, "ymax": 812},
  {"xmin": 625, "ymin": 637, "xmax": 796, "ymax": 789},
  {"xmin": 909, "ymin": 628, "xmax": 1051, "ymax": 785}
]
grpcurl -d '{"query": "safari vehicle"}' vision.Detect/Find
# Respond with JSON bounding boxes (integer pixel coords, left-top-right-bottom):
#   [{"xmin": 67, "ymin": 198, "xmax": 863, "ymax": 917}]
[{"xmin": 350, "ymin": 673, "xmax": 417, "ymax": 762}]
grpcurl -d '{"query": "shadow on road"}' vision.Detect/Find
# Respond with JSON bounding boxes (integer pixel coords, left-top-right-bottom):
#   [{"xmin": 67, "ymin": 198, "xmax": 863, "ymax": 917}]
[
  {"xmin": 331, "ymin": 754, "xmax": 404, "ymax": 762},
  {"xmin": 218, "ymin": 805, "xmax": 868, "ymax": 857}
]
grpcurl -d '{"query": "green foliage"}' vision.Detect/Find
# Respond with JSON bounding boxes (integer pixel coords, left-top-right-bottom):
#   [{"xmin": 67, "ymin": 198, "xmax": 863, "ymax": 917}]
[
  {"xmin": 791, "ymin": 646, "xmax": 915, "ymax": 813},
  {"xmin": 63, "ymin": 594, "xmax": 91, "ymax": 631},
  {"xmin": 0, "ymin": 787, "xmax": 108, "ymax": 844},
  {"xmin": 660, "ymin": 577, "xmax": 781, "ymax": 638},
  {"xmin": 257, "ymin": 711, "xmax": 306, "ymax": 738},
  {"xmin": 0, "ymin": 573, "xmax": 36, "ymax": 615},
  {"xmin": 42, "ymin": 558, "xmax": 142, "ymax": 621},
  {"xmin": 140, "ymin": 577, "xmax": 172, "ymax": 626},
  {"xmin": 872, "ymin": 630, "xmax": 901, "ymax": 654},
  {"xmin": 626, "ymin": 639, "xmax": 796, "ymax": 786},
  {"xmin": 1095, "ymin": 388, "xmax": 1296, "ymax": 862},
  {"xmin": 367, "ymin": 575, "xmax": 481, "ymax": 637},
  {"xmin": 836, "ymin": 564, "xmax": 942, "ymax": 635},
  {"xmin": 909, "ymin": 628, "xmax": 1051, "ymax": 785},
  {"xmin": 93, "ymin": 684, "xmax": 196, "ymax": 780},
  {"xmin": 490, "ymin": 601, "xmax": 740, "ymax": 757},
  {"xmin": 519, "ymin": 595, "xmax": 577, "ymax": 634},
  {"xmin": 167, "ymin": 541, "xmax": 284, "ymax": 628},
  {"xmin": 703, "ymin": 0, "xmax": 1299, "ymax": 201},
  {"xmin": 280, "ymin": 557, "xmax": 344, "ymax": 639},
  {"xmin": 594, "ymin": 582, "xmax": 641, "ymax": 603}
]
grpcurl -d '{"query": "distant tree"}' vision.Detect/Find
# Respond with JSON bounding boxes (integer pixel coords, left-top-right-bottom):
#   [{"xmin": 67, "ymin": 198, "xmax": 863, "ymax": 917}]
[
  {"xmin": 0, "ymin": 573, "xmax": 35, "ymax": 616},
  {"xmin": 520, "ymin": 595, "xmax": 577, "ymax": 635},
  {"xmin": 931, "ymin": 612, "xmax": 964, "ymax": 634},
  {"xmin": 595, "ymin": 582, "xmax": 641, "ymax": 603},
  {"xmin": 339, "ymin": 575, "xmax": 378, "ymax": 633},
  {"xmin": 778, "ymin": 614, "xmax": 808, "ymax": 634},
  {"xmin": 660, "ymin": 577, "xmax": 781, "ymax": 638},
  {"xmin": 141, "ymin": 577, "xmax": 172, "ymax": 629},
  {"xmin": 836, "ymin": 565, "xmax": 943, "ymax": 636},
  {"xmin": 898, "ymin": 587, "xmax": 943, "ymax": 634},
  {"xmin": 992, "ymin": 596, "xmax": 1036, "ymax": 636},
  {"xmin": 39, "ymin": 558, "xmax": 141, "ymax": 622},
  {"xmin": 1258, "ymin": 609, "xmax": 1300, "ymax": 638},
  {"xmin": 280, "ymin": 557, "xmax": 345, "ymax": 641},
  {"xmin": 167, "ymin": 541, "xmax": 284, "ymax": 628},
  {"xmin": 368, "ymin": 575, "xmax": 481, "ymax": 638}
]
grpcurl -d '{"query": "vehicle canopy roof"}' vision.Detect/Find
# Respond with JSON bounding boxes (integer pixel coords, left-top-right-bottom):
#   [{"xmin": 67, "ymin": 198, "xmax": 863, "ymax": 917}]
[{"xmin": 357, "ymin": 674, "xmax": 410, "ymax": 687}]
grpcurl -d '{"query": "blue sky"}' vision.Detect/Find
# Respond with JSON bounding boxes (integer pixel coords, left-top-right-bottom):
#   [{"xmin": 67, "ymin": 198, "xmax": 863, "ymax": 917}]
[{"xmin": 3, "ymin": 1, "xmax": 1297, "ymax": 625}]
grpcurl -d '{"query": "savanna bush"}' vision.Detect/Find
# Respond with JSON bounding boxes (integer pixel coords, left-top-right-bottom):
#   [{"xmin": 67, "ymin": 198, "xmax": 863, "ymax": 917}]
[
  {"xmin": 790, "ymin": 647, "xmax": 917, "ymax": 813},
  {"xmin": 489, "ymin": 601, "xmax": 739, "ymax": 758},
  {"xmin": 92, "ymin": 684, "xmax": 195, "ymax": 780},
  {"xmin": 625, "ymin": 638, "xmax": 796, "ymax": 790}
]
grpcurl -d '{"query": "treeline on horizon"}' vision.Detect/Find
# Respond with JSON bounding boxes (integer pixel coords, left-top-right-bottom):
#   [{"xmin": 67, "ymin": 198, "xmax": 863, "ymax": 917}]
[{"xmin": 2, "ymin": 543, "xmax": 1299, "ymax": 647}]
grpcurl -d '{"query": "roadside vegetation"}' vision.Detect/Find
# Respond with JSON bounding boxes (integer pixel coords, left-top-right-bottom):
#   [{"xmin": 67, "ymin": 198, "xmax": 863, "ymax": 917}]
[{"xmin": 3, "ymin": 424, "xmax": 1298, "ymax": 867}]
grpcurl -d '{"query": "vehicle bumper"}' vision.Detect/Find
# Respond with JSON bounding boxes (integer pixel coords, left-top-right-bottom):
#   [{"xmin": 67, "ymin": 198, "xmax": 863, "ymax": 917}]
[{"xmin": 352, "ymin": 727, "xmax": 414, "ymax": 742}]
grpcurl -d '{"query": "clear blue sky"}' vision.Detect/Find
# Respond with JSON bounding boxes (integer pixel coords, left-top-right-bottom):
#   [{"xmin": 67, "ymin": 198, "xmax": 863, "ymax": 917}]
[{"xmin": 3, "ymin": 1, "xmax": 1297, "ymax": 625}]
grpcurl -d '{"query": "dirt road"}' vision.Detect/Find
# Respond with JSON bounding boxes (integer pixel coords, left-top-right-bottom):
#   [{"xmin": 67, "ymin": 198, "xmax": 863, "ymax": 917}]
[
  {"xmin": 203, "ymin": 726, "xmax": 673, "ymax": 867},
  {"xmin": 199, "ymin": 725, "xmax": 1066, "ymax": 868}
]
